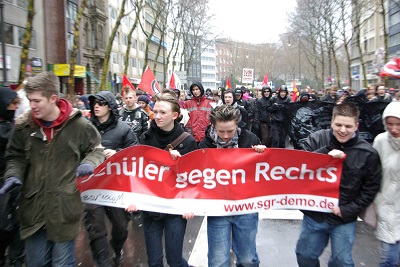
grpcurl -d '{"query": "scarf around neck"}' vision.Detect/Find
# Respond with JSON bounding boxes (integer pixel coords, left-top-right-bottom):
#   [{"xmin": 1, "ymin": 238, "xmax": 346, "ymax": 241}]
[{"xmin": 209, "ymin": 126, "xmax": 240, "ymax": 148}]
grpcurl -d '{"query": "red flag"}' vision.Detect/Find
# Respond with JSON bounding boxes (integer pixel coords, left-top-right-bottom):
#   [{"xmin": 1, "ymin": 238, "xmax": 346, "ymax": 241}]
[
  {"xmin": 262, "ymin": 73, "xmax": 269, "ymax": 86},
  {"xmin": 226, "ymin": 77, "xmax": 232, "ymax": 89},
  {"xmin": 122, "ymin": 74, "xmax": 135, "ymax": 98},
  {"xmin": 291, "ymin": 81, "xmax": 299, "ymax": 102},
  {"xmin": 169, "ymin": 72, "xmax": 176, "ymax": 89},
  {"xmin": 138, "ymin": 66, "xmax": 161, "ymax": 96}
]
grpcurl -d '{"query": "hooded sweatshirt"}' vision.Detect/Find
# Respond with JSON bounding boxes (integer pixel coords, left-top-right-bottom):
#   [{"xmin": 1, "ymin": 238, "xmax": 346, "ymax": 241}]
[
  {"xmin": 255, "ymin": 87, "xmax": 272, "ymax": 123},
  {"xmin": 32, "ymin": 98, "xmax": 72, "ymax": 142},
  {"xmin": 0, "ymin": 87, "xmax": 18, "ymax": 177},
  {"xmin": 373, "ymin": 101, "xmax": 400, "ymax": 244},
  {"xmin": 0, "ymin": 87, "xmax": 17, "ymax": 120}
]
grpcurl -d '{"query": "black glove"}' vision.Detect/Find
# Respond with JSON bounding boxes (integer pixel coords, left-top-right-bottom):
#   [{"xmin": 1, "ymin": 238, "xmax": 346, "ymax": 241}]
[
  {"xmin": 0, "ymin": 177, "xmax": 22, "ymax": 196},
  {"xmin": 76, "ymin": 163, "xmax": 94, "ymax": 177}
]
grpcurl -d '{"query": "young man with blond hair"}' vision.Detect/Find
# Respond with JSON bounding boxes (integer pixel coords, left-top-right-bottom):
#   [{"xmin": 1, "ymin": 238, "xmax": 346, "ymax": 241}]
[{"xmin": 119, "ymin": 89, "xmax": 149, "ymax": 138}]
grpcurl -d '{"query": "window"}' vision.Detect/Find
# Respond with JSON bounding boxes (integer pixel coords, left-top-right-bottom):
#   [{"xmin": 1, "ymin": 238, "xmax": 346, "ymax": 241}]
[
  {"xmin": 84, "ymin": 23, "xmax": 89, "ymax": 46},
  {"xmin": 138, "ymin": 59, "xmax": 143, "ymax": 69},
  {"xmin": 122, "ymin": 34, "xmax": 128, "ymax": 46},
  {"xmin": 131, "ymin": 39, "xmax": 137, "ymax": 49},
  {"xmin": 91, "ymin": 24, "xmax": 96, "ymax": 48},
  {"xmin": 4, "ymin": 23, "xmax": 14, "ymax": 45},
  {"xmin": 66, "ymin": 1, "xmax": 77, "ymax": 21},
  {"xmin": 17, "ymin": 0, "xmax": 28, "ymax": 9},
  {"xmin": 5, "ymin": 23, "xmax": 36, "ymax": 49},
  {"xmin": 130, "ymin": 57, "xmax": 136, "ymax": 68},
  {"xmin": 139, "ymin": 41, "xmax": 144, "ymax": 51},
  {"xmin": 113, "ymin": 32, "xmax": 119, "ymax": 44},
  {"xmin": 110, "ymin": 6, "xmax": 117, "ymax": 19},
  {"xmin": 390, "ymin": 12, "xmax": 400, "ymax": 27},
  {"xmin": 389, "ymin": 33, "xmax": 400, "ymax": 47},
  {"xmin": 67, "ymin": 33, "xmax": 74, "ymax": 51},
  {"xmin": 112, "ymin": 52, "xmax": 118, "ymax": 64}
]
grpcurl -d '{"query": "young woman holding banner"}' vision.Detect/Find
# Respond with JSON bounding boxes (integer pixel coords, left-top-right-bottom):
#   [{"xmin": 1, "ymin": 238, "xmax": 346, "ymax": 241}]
[
  {"xmin": 126, "ymin": 92, "xmax": 197, "ymax": 267},
  {"xmin": 198, "ymin": 105, "xmax": 266, "ymax": 267}
]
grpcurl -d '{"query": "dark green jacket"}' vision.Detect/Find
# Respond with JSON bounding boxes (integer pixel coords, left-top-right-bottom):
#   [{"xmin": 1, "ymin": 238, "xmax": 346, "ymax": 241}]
[{"xmin": 4, "ymin": 109, "xmax": 105, "ymax": 241}]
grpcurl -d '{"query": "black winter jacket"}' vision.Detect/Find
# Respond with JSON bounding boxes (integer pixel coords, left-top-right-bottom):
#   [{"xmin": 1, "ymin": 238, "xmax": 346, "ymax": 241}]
[
  {"xmin": 89, "ymin": 91, "xmax": 138, "ymax": 150},
  {"xmin": 199, "ymin": 125, "xmax": 261, "ymax": 149},
  {"xmin": 255, "ymin": 87, "xmax": 272, "ymax": 124},
  {"xmin": 301, "ymin": 129, "xmax": 381, "ymax": 224},
  {"xmin": 267, "ymin": 94, "xmax": 291, "ymax": 122}
]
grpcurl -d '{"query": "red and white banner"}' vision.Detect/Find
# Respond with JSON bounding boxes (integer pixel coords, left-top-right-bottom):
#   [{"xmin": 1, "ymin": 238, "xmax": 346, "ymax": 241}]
[{"xmin": 77, "ymin": 146, "xmax": 343, "ymax": 216}]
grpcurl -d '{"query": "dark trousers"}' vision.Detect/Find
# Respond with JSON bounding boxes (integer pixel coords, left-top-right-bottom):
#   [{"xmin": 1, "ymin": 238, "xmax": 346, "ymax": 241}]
[
  {"xmin": 270, "ymin": 121, "xmax": 288, "ymax": 148},
  {"xmin": 84, "ymin": 204, "xmax": 130, "ymax": 267},
  {"xmin": 142, "ymin": 211, "xmax": 189, "ymax": 267},
  {"xmin": 0, "ymin": 228, "xmax": 24, "ymax": 266},
  {"xmin": 259, "ymin": 123, "xmax": 271, "ymax": 147}
]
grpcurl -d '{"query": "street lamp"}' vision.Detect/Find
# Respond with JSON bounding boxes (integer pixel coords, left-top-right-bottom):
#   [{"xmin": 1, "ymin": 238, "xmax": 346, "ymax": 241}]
[{"xmin": 0, "ymin": 0, "xmax": 7, "ymax": 85}]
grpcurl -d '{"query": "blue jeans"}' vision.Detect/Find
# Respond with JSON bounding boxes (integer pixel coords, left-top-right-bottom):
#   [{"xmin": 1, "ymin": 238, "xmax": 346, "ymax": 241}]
[
  {"xmin": 207, "ymin": 213, "xmax": 259, "ymax": 267},
  {"xmin": 142, "ymin": 212, "xmax": 189, "ymax": 267},
  {"xmin": 295, "ymin": 215, "xmax": 356, "ymax": 267},
  {"xmin": 25, "ymin": 228, "xmax": 75, "ymax": 267},
  {"xmin": 380, "ymin": 241, "xmax": 399, "ymax": 267}
]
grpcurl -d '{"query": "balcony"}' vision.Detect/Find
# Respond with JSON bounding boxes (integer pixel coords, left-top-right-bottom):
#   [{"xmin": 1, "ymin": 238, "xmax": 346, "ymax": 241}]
[{"xmin": 89, "ymin": 6, "xmax": 107, "ymax": 21}]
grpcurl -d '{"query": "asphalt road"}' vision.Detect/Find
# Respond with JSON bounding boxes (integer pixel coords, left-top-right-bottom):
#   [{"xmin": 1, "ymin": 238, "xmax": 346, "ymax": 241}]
[
  {"xmin": 72, "ymin": 212, "xmax": 380, "ymax": 267},
  {"xmin": 3, "ymin": 212, "xmax": 381, "ymax": 267}
]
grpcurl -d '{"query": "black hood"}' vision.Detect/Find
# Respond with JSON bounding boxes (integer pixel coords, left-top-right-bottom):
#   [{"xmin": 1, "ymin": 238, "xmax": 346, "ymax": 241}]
[
  {"xmin": 89, "ymin": 91, "xmax": 119, "ymax": 120},
  {"xmin": 190, "ymin": 82, "xmax": 205, "ymax": 97},
  {"xmin": 261, "ymin": 86, "xmax": 272, "ymax": 100},
  {"xmin": 278, "ymin": 86, "xmax": 288, "ymax": 99},
  {"xmin": 221, "ymin": 89, "xmax": 237, "ymax": 105},
  {"xmin": 0, "ymin": 87, "xmax": 17, "ymax": 118}
]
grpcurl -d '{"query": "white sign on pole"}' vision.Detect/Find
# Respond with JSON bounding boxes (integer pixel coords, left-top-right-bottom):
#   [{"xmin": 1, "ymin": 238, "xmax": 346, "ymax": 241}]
[{"xmin": 242, "ymin": 68, "xmax": 253, "ymax": 83}]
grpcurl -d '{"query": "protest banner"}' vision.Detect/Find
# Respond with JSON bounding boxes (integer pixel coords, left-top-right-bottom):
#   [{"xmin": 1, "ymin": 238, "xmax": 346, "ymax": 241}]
[{"xmin": 77, "ymin": 146, "xmax": 344, "ymax": 216}]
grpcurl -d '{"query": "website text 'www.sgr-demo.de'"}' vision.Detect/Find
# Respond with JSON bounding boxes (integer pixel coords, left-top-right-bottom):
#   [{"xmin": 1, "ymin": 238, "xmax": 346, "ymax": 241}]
[{"xmin": 223, "ymin": 196, "xmax": 335, "ymax": 212}]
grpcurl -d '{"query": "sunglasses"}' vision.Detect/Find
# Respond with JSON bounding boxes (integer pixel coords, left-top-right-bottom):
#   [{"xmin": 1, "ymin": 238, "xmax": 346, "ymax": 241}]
[{"xmin": 93, "ymin": 99, "xmax": 108, "ymax": 106}]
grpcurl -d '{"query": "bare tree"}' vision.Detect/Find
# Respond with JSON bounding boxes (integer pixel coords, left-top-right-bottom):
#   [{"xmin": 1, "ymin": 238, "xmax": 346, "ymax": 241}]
[
  {"xmin": 178, "ymin": 0, "xmax": 214, "ymax": 76},
  {"xmin": 123, "ymin": 0, "xmax": 144, "ymax": 74},
  {"xmin": 137, "ymin": 0, "xmax": 165, "ymax": 74},
  {"xmin": 18, "ymin": 0, "xmax": 35, "ymax": 85},
  {"xmin": 338, "ymin": 0, "xmax": 353, "ymax": 87},
  {"xmin": 68, "ymin": 0, "xmax": 88, "ymax": 99},
  {"xmin": 100, "ymin": 0, "xmax": 127, "ymax": 90}
]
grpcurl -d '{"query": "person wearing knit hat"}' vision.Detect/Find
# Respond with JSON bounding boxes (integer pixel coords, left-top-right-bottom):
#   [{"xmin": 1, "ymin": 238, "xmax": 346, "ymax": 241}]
[
  {"xmin": 137, "ymin": 95, "xmax": 154, "ymax": 122},
  {"xmin": 373, "ymin": 101, "xmax": 400, "ymax": 267}
]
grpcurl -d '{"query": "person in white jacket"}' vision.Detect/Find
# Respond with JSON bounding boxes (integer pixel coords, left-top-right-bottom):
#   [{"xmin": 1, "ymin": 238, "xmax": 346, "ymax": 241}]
[{"xmin": 373, "ymin": 101, "xmax": 400, "ymax": 267}]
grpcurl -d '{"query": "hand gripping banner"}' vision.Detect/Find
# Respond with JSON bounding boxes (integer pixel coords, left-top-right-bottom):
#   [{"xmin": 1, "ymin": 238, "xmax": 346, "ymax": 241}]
[{"xmin": 77, "ymin": 146, "xmax": 344, "ymax": 216}]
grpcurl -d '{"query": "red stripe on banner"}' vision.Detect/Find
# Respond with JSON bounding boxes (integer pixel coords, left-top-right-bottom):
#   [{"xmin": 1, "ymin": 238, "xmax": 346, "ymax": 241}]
[{"xmin": 77, "ymin": 146, "xmax": 343, "ymax": 215}]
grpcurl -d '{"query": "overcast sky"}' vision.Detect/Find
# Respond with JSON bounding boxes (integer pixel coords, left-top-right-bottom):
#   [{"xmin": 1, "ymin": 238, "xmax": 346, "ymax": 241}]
[{"xmin": 209, "ymin": 0, "xmax": 297, "ymax": 44}]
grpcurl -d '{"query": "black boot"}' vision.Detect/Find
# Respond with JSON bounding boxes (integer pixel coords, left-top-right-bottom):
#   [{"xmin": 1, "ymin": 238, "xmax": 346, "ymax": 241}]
[
  {"xmin": 113, "ymin": 250, "xmax": 124, "ymax": 267},
  {"xmin": 90, "ymin": 238, "xmax": 111, "ymax": 267}
]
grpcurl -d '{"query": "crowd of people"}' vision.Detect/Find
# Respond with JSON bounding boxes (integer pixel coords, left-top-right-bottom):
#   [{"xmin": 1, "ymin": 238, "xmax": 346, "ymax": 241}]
[{"xmin": 0, "ymin": 71, "xmax": 399, "ymax": 267}]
